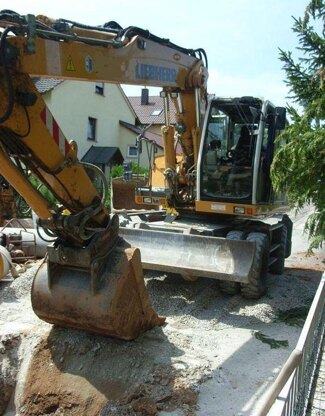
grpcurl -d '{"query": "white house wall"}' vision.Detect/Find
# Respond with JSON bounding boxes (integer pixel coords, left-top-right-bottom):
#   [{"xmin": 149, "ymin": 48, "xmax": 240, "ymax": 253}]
[{"xmin": 43, "ymin": 81, "xmax": 138, "ymax": 164}]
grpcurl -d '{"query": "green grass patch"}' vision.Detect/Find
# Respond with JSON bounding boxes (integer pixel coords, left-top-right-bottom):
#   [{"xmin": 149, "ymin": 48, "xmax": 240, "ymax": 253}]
[
  {"xmin": 275, "ymin": 302, "xmax": 312, "ymax": 328},
  {"xmin": 254, "ymin": 331, "xmax": 289, "ymax": 349}
]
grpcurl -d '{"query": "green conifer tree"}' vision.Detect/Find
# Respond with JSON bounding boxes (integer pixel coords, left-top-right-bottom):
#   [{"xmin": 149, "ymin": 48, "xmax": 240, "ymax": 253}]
[{"xmin": 272, "ymin": 0, "xmax": 325, "ymax": 251}]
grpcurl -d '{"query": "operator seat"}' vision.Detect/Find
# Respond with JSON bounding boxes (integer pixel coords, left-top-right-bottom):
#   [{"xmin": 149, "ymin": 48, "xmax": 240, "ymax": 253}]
[
  {"xmin": 233, "ymin": 125, "xmax": 253, "ymax": 166},
  {"xmin": 227, "ymin": 125, "xmax": 253, "ymax": 196}
]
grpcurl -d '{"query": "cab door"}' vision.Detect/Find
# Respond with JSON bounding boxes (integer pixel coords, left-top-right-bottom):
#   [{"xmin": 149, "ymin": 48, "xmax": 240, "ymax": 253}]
[{"xmin": 256, "ymin": 104, "xmax": 287, "ymax": 204}]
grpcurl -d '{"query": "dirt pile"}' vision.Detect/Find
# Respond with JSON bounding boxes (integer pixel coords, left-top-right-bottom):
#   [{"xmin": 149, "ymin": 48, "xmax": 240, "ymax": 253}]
[{"xmin": 17, "ymin": 326, "xmax": 210, "ymax": 416}]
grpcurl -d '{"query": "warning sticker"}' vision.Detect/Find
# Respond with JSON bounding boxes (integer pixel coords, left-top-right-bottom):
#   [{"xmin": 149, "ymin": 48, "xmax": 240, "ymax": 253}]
[{"xmin": 66, "ymin": 56, "xmax": 75, "ymax": 71}]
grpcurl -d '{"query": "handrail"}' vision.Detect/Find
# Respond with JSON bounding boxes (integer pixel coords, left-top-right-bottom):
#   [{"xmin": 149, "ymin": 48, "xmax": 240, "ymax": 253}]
[
  {"xmin": 256, "ymin": 272, "xmax": 325, "ymax": 416},
  {"xmin": 296, "ymin": 273, "xmax": 324, "ymax": 351},
  {"xmin": 256, "ymin": 349, "xmax": 302, "ymax": 416}
]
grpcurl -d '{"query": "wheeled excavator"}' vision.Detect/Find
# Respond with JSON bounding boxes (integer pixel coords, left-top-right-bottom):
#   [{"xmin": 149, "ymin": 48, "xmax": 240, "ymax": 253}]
[{"xmin": 0, "ymin": 11, "xmax": 292, "ymax": 339}]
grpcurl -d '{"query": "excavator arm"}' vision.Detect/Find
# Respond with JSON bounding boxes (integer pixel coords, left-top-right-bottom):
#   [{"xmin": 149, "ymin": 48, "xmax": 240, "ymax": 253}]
[
  {"xmin": 0, "ymin": 11, "xmax": 207, "ymax": 338},
  {"xmin": 0, "ymin": 73, "xmax": 107, "ymax": 242}
]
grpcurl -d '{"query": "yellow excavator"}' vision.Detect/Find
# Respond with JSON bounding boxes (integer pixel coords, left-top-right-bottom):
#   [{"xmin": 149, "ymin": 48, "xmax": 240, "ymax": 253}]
[{"xmin": 0, "ymin": 11, "xmax": 292, "ymax": 338}]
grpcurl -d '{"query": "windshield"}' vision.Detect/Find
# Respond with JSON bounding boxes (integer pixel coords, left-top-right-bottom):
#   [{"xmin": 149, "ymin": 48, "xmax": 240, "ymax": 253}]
[{"xmin": 200, "ymin": 101, "xmax": 259, "ymax": 201}]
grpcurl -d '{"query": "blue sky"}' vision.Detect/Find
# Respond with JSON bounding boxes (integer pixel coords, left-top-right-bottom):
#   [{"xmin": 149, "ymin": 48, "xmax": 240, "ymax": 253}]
[{"xmin": 2, "ymin": 0, "xmax": 310, "ymax": 106}]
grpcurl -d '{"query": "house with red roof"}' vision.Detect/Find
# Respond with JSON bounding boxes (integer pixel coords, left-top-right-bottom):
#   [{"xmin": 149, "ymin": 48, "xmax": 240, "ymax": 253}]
[{"xmin": 34, "ymin": 79, "xmax": 164, "ymax": 175}]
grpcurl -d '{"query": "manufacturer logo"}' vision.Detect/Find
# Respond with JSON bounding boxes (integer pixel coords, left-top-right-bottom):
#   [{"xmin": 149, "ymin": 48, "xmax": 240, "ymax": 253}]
[
  {"xmin": 211, "ymin": 204, "xmax": 226, "ymax": 211},
  {"xmin": 135, "ymin": 64, "xmax": 176, "ymax": 82}
]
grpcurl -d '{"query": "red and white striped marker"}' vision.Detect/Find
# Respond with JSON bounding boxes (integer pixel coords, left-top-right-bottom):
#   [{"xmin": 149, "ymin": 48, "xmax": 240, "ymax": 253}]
[{"xmin": 40, "ymin": 107, "xmax": 70, "ymax": 156}]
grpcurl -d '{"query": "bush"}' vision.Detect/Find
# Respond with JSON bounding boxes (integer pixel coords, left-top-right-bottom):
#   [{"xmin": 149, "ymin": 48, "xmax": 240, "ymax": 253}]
[
  {"xmin": 110, "ymin": 163, "xmax": 149, "ymax": 178},
  {"xmin": 131, "ymin": 162, "xmax": 148, "ymax": 176},
  {"xmin": 111, "ymin": 164, "xmax": 124, "ymax": 178}
]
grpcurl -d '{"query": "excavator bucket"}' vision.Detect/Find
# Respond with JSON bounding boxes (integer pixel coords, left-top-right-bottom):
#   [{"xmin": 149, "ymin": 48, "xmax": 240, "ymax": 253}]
[
  {"xmin": 119, "ymin": 227, "xmax": 256, "ymax": 283},
  {"xmin": 31, "ymin": 241, "xmax": 164, "ymax": 340}
]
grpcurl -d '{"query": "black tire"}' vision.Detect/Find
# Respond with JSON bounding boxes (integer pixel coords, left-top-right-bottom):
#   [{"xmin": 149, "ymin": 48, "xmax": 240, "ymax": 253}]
[
  {"xmin": 219, "ymin": 230, "xmax": 246, "ymax": 295},
  {"xmin": 240, "ymin": 232, "xmax": 269, "ymax": 299},
  {"xmin": 281, "ymin": 214, "xmax": 293, "ymax": 258},
  {"xmin": 269, "ymin": 225, "xmax": 287, "ymax": 275},
  {"xmin": 0, "ymin": 232, "xmax": 6, "ymax": 247}
]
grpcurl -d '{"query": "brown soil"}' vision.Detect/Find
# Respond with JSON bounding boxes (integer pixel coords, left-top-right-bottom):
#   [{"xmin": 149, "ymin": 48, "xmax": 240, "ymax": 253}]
[
  {"xmin": 20, "ymin": 337, "xmax": 106, "ymax": 416},
  {"xmin": 287, "ymin": 251, "xmax": 325, "ymax": 271},
  {"xmin": 18, "ymin": 328, "xmax": 201, "ymax": 416}
]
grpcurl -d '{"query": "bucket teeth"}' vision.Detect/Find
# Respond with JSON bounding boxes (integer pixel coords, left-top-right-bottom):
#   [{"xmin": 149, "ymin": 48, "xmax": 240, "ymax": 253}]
[{"xmin": 31, "ymin": 245, "xmax": 164, "ymax": 340}]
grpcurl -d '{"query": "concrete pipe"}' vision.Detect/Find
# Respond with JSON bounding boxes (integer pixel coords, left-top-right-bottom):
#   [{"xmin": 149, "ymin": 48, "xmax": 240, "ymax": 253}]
[{"xmin": 0, "ymin": 245, "xmax": 12, "ymax": 280}]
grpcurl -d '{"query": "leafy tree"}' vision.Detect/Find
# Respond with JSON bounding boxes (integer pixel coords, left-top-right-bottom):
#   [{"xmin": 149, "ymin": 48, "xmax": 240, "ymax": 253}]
[{"xmin": 271, "ymin": 0, "xmax": 325, "ymax": 251}]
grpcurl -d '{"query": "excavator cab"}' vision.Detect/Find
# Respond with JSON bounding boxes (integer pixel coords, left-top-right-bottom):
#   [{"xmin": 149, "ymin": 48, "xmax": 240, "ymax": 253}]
[{"xmin": 197, "ymin": 97, "xmax": 287, "ymax": 214}]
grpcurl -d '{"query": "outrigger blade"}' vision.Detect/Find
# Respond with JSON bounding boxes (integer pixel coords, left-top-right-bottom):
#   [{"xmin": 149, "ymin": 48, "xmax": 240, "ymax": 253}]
[
  {"xmin": 31, "ymin": 241, "xmax": 164, "ymax": 340},
  {"xmin": 119, "ymin": 227, "xmax": 255, "ymax": 283}
]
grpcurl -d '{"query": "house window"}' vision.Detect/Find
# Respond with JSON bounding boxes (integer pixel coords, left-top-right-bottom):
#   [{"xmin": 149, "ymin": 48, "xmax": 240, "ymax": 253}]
[
  {"xmin": 87, "ymin": 117, "xmax": 97, "ymax": 141},
  {"xmin": 95, "ymin": 82, "xmax": 104, "ymax": 95},
  {"xmin": 127, "ymin": 145, "xmax": 138, "ymax": 158}
]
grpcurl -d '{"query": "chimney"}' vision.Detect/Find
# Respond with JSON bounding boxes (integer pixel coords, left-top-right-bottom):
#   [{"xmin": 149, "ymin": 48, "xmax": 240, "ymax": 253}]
[{"xmin": 141, "ymin": 88, "xmax": 149, "ymax": 105}]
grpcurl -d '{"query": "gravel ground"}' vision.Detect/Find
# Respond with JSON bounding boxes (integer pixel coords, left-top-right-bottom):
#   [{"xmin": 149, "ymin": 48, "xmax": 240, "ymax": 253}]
[{"xmin": 0, "ymin": 209, "xmax": 324, "ymax": 416}]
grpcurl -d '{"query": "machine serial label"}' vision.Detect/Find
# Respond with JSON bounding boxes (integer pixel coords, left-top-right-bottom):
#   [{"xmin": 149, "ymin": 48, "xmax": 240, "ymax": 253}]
[
  {"xmin": 85, "ymin": 56, "xmax": 94, "ymax": 73},
  {"xmin": 211, "ymin": 204, "xmax": 226, "ymax": 211},
  {"xmin": 135, "ymin": 63, "xmax": 176, "ymax": 82}
]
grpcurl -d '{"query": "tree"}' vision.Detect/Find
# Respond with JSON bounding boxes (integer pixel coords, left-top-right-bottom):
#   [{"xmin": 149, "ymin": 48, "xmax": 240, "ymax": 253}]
[{"xmin": 271, "ymin": 0, "xmax": 325, "ymax": 251}]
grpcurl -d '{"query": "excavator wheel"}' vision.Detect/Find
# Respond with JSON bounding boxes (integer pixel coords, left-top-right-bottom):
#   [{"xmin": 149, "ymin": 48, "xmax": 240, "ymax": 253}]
[
  {"xmin": 219, "ymin": 230, "xmax": 246, "ymax": 295},
  {"xmin": 240, "ymin": 232, "xmax": 269, "ymax": 299},
  {"xmin": 31, "ymin": 243, "xmax": 165, "ymax": 340},
  {"xmin": 269, "ymin": 225, "xmax": 287, "ymax": 275}
]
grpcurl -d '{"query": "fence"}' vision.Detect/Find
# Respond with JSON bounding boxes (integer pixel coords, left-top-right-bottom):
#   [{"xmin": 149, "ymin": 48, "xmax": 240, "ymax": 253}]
[{"xmin": 257, "ymin": 272, "xmax": 325, "ymax": 416}]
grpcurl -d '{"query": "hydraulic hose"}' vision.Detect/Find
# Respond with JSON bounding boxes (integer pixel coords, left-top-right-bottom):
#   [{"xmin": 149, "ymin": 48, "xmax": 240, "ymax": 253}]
[{"xmin": 0, "ymin": 27, "xmax": 15, "ymax": 124}]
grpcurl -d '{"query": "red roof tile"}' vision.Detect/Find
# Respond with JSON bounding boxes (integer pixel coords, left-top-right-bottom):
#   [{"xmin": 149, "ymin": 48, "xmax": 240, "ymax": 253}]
[{"xmin": 127, "ymin": 96, "xmax": 177, "ymax": 125}]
